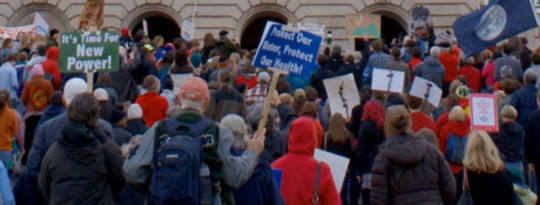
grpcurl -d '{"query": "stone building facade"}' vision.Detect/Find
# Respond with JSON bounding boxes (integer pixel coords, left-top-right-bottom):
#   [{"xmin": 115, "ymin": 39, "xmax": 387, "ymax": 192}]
[{"xmin": 1, "ymin": 0, "xmax": 539, "ymax": 50}]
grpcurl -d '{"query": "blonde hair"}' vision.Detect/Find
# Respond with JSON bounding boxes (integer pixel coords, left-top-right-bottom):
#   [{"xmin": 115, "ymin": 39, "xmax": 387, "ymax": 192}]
[
  {"xmin": 501, "ymin": 105, "xmax": 518, "ymax": 120},
  {"xmin": 464, "ymin": 131, "xmax": 504, "ymax": 174},
  {"xmin": 328, "ymin": 113, "xmax": 350, "ymax": 144},
  {"xmin": 449, "ymin": 106, "xmax": 465, "ymax": 122},
  {"xmin": 229, "ymin": 52, "xmax": 240, "ymax": 76}
]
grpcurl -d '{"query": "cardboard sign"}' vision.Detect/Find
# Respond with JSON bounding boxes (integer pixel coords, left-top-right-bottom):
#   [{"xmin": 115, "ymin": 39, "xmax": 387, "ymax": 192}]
[
  {"xmin": 297, "ymin": 22, "xmax": 325, "ymax": 37},
  {"xmin": 143, "ymin": 19, "xmax": 148, "ymax": 36},
  {"xmin": 253, "ymin": 21, "xmax": 322, "ymax": 77},
  {"xmin": 470, "ymin": 94, "xmax": 498, "ymax": 132},
  {"xmin": 371, "ymin": 68, "xmax": 405, "ymax": 93},
  {"xmin": 323, "ymin": 74, "xmax": 360, "ymax": 118},
  {"xmin": 346, "ymin": 14, "xmax": 381, "ymax": 39},
  {"xmin": 409, "ymin": 76, "xmax": 443, "ymax": 107},
  {"xmin": 314, "ymin": 148, "xmax": 350, "ymax": 193},
  {"xmin": 181, "ymin": 20, "xmax": 195, "ymax": 41},
  {"xmin": 59, "ymin": 31, "xmax": 120, "ymax": 73},
  {"xmin": 0, "ymin": 25, "xmax": 36, "ymax": 39},
  {"xmin": 34, "ymin": 12, "xmax": 49, "ymax": 36}
]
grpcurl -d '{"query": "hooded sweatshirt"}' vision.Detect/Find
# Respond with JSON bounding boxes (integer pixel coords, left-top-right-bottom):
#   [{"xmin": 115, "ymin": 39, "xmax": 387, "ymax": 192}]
[
  {"xmin": 413, "ymin": 56, "xmax": 446, "ymax": 89},
  {"xmin": 38, "ymin": 121, "xmax": 124, "ymax": 205},
  {"xmin": 493, "ymin": 121, "xmax": 524, "ymax": 162},
  {"xmin": 42, "ymin": 47, "xmax": 61, "ymax": 90},
  {"xmin": 271, "ymin": 117, "xmax": 341, "ymax": 205},
  {"xmin": 371, "ymin": 134, "xmax": 456, "ymax": 205}
]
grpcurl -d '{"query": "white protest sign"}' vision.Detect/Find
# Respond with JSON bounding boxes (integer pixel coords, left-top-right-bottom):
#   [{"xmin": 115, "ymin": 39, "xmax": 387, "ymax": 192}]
[
  {"xmin": 34, "ymin": 12, "xmax": 49, "ymax": 36},
  {"xmin": 298, "ymin": 22, "xmax": 325, "ymax": 37},
  {"xmin": 371, "ymin": 68, "xmax": 405, "ymax": 93},
  {"xmin": 323, "ymin": 74, "xmax": 360, "ymax": 118},
  {"xmin": 409, "ymin": 77, "xmax": 443, "ymax": 107},
  {"xmin": 314, "ymin": 148, "xmax": 350, "ymax": 193},
  {"xmin": 0, "ymin": 25, "xmax": 36, "ymax": 39},
  {"xmin": 143, "ymin": 19, "xmax": 148, "ymax": 36},
  {"xmin": 181, "ymin": 20, "xmax": 196, "ymax": 41},
  {"xmin": 470, "ymin": 94, "xmax": 499, "ymax": 132}
]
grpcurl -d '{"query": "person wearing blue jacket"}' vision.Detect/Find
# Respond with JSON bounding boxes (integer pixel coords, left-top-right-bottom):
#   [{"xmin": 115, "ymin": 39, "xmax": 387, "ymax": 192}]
[{"xmin": 0, "ymin": 162, "xmax": 15, "ymax": 205}]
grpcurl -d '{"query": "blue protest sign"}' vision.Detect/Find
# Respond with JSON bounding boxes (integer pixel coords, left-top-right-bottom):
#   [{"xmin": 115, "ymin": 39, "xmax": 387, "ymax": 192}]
[{"xmin": 253, "ymin": 21, "xmax": 322, "ymax": 77}]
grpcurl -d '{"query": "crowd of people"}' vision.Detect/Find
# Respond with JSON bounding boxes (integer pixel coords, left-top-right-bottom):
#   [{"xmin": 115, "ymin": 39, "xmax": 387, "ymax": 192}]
[{"xmin": 0, "ymin": 25, "xmax": 540, "ymax": 205}]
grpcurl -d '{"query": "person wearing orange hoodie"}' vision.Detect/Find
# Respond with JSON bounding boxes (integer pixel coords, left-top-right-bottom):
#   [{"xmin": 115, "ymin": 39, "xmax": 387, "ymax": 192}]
[
  {"xmin": 271, "ymin": 117, "xmax": 340, "ymax": 205},
  {"xmin": 439, "ymin": 106, "xmax": 471, "ymax": 174},
  {"xmin": 41, "ymin": 46, "xmax": 61, "ymax": 90}
]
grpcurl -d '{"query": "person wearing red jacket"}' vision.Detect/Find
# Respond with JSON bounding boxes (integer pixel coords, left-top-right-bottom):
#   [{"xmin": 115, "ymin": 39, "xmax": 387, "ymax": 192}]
[
  {"xmin": 407, "ymin": 95, "xmax": 436, "ymax": 132},
  {"xmin": 135, "ymin": 76, "xmax": 168, "ymax": 127},
  {"xmin": 42, "ymin": 46, "xmax": 61, "ymax": 90},
  {"xmin": 458, "ymin": 57, "xmax": 482, "ymax": 93},
  {"xmin": 271, "ymin": 117, "xmax": 341, "ymax": 205},
  {"xmin": 439, "ymin": 45, "xmax": 459, "ymax": 96},
  {"xmin": 439, "ymin": 106, "xmax": 470, "ymax": 174}
]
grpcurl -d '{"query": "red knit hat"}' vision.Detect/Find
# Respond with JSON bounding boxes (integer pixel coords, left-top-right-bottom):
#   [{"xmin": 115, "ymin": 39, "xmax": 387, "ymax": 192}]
[{"xmin": 121, "ymin": 28, "xmax": 130, "ymax": 37}]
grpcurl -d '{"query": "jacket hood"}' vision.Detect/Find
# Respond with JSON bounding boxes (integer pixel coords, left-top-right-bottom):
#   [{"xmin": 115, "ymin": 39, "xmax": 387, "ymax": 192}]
[
  {"xmin": 423, "ymin": 56, "xmax": 442, "ymax": 67},
  {"xmin": 58, "ymin": 121, "xmax": 104, "ymax": 164},
  {"xmin": 288, "ymin": 117, "xmax": 317, "ymax": 156},
  {"xmin": 380, "ymin": 134, "xmax": 428, "ymax": 165},
  {"xmin": 445, "ymin": 121, "xmax": 470, "ymax": 136},
  {"xmin": 46, "ymin": 46, "xmax": 60, "ymax": 61}
]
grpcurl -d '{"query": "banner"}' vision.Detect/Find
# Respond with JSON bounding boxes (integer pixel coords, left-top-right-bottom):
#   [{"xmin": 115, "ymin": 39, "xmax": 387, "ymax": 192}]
[
  {"xmin": 253, "ymin": 21, "xmax": 322, "ymax": 77},
  {"xmin": 0, "ymin": 25, "xmax": 36, "ymax": 39},
  {"xmin": 181, "ymin": 20, "xmax": 195, "ymax": 41},
  {"xmin": 323, "ymin": 74, "xmax": 360, "ymax": 118},
  {"xmin": 469, "ymin": 94, "xmax": 498, "ymax": 132},
  {"xmin": 453, "ymin": 0, "xmax": 539, "ymax": 56},
  {"xmin": 297, "ymin": 22, "xmax": 325, "ymax": 38},
  {"xmin": 59, "ymin": 31, "xmax": 120, "ymax": 73},
  {"xmin": 346, "ymin": 14, "xmax": 381, "ymax": 39},
  {"xmin": 314, "ymin": 148, "xmax": 350, "ymax": 193},
  {"xmin": 34, "ymin": 12, "xmax": 49, "ymax": 36}
]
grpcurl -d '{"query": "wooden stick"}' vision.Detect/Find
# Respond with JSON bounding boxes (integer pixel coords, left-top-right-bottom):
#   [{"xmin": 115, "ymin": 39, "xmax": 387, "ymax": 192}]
[{"xmin": 257, "ymin": 68, "xmax": 289, "ymax": 134}]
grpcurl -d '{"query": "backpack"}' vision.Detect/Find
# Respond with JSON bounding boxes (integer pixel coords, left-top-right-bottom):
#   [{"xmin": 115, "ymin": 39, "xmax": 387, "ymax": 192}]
[
  {"xmin": 151, "ymin": 117, "xmax": 215, "ymax": 205},
  {"xmin": 29, "ymin": 83, "xmax": 48, "ymax": 110},
  {"xmin": 445, "ymin": 132, "xmax": 467, "ymax": 164}
]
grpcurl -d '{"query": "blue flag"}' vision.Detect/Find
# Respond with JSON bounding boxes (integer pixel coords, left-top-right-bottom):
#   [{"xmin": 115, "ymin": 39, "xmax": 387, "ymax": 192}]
[{"xmin": 453, "ymin": 0, "xmax": 539, "ymax": 56}]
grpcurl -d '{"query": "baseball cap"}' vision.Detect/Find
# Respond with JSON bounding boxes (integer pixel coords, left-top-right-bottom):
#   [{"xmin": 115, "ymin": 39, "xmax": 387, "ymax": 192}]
[
  {"xmin": 258, "ymin": 71, "xmax": 270, "ymax": 83},
  {"xmin": 179, "ymin": 77, "xmax": 209, "ymax": 101},
  {"xmin": 127, "ymin": 103, "xmax": 143, "ymax": 120},
  {"xmin": 64, "ymin": 78, "xmax": 88, "ymax": 105}
]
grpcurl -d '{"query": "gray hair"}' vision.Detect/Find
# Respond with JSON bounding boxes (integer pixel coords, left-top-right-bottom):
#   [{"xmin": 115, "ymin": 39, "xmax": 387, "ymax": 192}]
[
  {"xmin": 179, "ymin": 97, "xmax": 205, "ymax": 111},
  {"xmin": 430, "ymin": 46, "xmax": 441, "ymax": 57},
  {"xmin": 221, "ymin": 114, "xmax": 248, "ymax": 150},
  {"xmin": 246, "ymin": 102, "xmax": 276, "ymax": 132}
]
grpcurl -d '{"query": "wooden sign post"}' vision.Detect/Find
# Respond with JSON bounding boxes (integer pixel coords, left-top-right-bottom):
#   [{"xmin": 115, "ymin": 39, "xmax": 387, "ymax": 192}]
[{"xmin": 257, "ymin": 68, "xmax": 289, "ymax": 134}]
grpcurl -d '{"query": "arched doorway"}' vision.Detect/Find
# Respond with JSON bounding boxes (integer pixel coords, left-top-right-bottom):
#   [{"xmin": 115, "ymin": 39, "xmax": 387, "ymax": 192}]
[
  {"xmin": 7, "ymin": 4, "xmax": 72, "ymax": 32},
  {"xmin": 380, "ymin": 15, "xmax": 406, "ymax": 46},
  {"xmin": 240, "ymin": 16, "xmax": 287, "ymax": 50},
  {"xmin": 131, "ymin": 16, "xmax": 180, "ymax": 43},
  {"xmin": 361, "ymin": 4, "xmax": 410, "ymax": 48}
]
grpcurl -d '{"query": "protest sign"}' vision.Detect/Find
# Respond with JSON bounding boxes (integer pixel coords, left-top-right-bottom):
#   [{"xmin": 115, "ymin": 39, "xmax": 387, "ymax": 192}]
[
  {"xmin": 323, "ymin": 74, "xmax": 360, "ymax": 118},
  {"xmin": 181, "ymin": 20, "xmax": 196, "ymax": 41},
  {"xmin": 143, "ymin": 19, "xmax": 148, "ymax": 36},
  {"xmin": 469, "ymin": 94, "xmax": 498, "ymax": 132},
  {"xmin": 34, "ymin": 12, "xmax": 49, "ymax": 36},
  {"xmin": 314, "ymin": 148, "xmax": 350, "ymax": 193},
  {"xmin": 0, "ymin": 25, "xmax": 36, "ymax": 39},
  {"xmin": 59, "ymin": 31, "xmax": 120, "ymax": 73},
  {"xmin": 371, "ymin": 68, "xmax": 405, "ymax": 93},
  {"xmin": 346, "ymin": 14, "xmax": 381, "ymax": 39},
  {"xmin": 297, "ymin": 22, "xmax": 325, "ymax": 37},
  {"xmin": 409, "ymin": 77, "xmax": 443, "ymax": 107},
  {"xmin": 253, "ymin": 21, "xmax": 322, "ymax": 77}
]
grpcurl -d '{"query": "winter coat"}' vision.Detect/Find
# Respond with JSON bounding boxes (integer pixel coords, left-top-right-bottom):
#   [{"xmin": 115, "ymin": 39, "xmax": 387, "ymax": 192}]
[
  {"xmin": 0, "ymin": 108, "xmax": 17, "ymax": 152},
  {"xmin": 135, "ymin": 92, "xmax": 169, "ymax": 127},
  {"xmin": 0, "ymin": 62, "xmax": 18, "ymax": 99},
  {"xmin": 410, "ymin": 111, "xmax": 436, "ymax": 133},
  {"xmin": 277, "ymin": 103, "xmax": 297, "ymax": 131},
  {"xmin": 511, "ymin": 84, "xmax": 538, "ymax": 126},
  {"xmin": 323, "ymin": 133, "xmax": 353, "ymax": 158},
  {"xmin": 338, "ymin": 63, "xmax": 364, "ymax": 90},
  {"xmin": 109, "ymin": 53, "xmax": 141, "ymax": 102},
  {"xmin": 440, "ymin": 121, "xmax": 470, "ymax": 174},
  {"xmin": 37, "ymin": 105, "xmax": 65, "ymax": 128},
  {"xmin": 271, "ymin": 117, "xmax": 341, "ymax": 205},
  {"xmin": 113, "ymin": 125, "xmax": 133, "ymax": 146},
  {"xmin": 355, "ymin": 120, "xmax": 385, "ymax": 175},
  {"xmin": 41, "ymin": 47, "xmax": 61, "ymax": 90},
  {"xmin": 371, "ymin": 134, "xmax": 456, "ymax": 205},
  {"xmin": 263, "ymin": 131, "xmax": 287, "ymax": 163},
  {"xmin": 492, "ymin": 121, "xmax": 524, "ymax": 162},
  {"xmin": 21, "ymin": 76, "xmax": 54, "ymax": 112},
  {"xmin": 205, "ymin": 88, "xmax": 246, "ymax": 121},
  {"xmin": 458, "ymin": 66, "xmax": 482, "ymax": 93},
  {"xmin": 310, "ymin": 67, "xmax": 337, "ymax": 101},
  {"xmin": 495, "ymin": 55, "xmax": 523, "ymax": 82},
  {"xmin": 440, "ymin": 53, "xmax": 459, "ymax": 83},
  {"xmin": 126, "ymin": 119, "xmax": 148, "ymax": 136},
  {"xmin": 38, "ymin": 121, "xmax": 124, "ymax": 205},
  {"xmin": 328, "ymin": 54, "xmax": 344, "ymax": 73},
  {"xmin": 132, "ymin": 57, "xmax": 157, "ymax": 85},
  {"xmin": 413, "ymin": 56, "xmax": 446, "ymax": 89},
  {"xmin": 525, "ymin": 110, "xmax": 540, "ymax": 163},
  {"xmin": 455, "ymin": 169, "xmax": 515, "ymax": 205}
]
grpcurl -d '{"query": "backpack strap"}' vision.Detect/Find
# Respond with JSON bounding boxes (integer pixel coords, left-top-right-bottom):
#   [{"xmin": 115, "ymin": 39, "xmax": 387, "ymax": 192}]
[
  {"xmin": 153, "ymin": 117, "xmax": 214, "ymax": 152},
  {"xmin": 313, "ymin": 162, "xmax": 321, "ymax": 205}
]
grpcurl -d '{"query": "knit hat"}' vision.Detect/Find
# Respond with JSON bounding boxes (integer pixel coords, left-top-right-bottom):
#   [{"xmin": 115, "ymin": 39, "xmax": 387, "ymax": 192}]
[
  {"xmin": 143, "ymin": 75, "xmax": 161, "ymax": 93},
  {"xmin": 110, "ymin": 109, "xmax": 126, "ymax": 124},
  {"xmin": 179, "ymin": 77, "xmax": 209, "ymax": 101},
  {"xmin": 121, "ymin": 28, "xmax": 130, "ymax": 37},
  {"xmin": 93, "ymin": 88, "xmax": 109, "ymax": 101},
  {"xmin": 293, "ymin": 89, "xmax": 306, "ymax": 99},
  {"xmin": 63, "ymin": 78, "xmax": 88, "ymax": 105},
  {"xmin": 164, "ymin": 43, "xmax": 175, "ymax": 52},
  {"xmin": 32, "ymin": 64, "xmax": 44, "ymax": 76},
  {"xmin": 219, "ymin": 30, "xmax": 229, "ymax": 37},
  {"xmin": 191, "ymin": 53, "xmax": 202, "ymax": 68},
  {"xmin": 127, "ymin": 103, "xmax": 143, "ymax": 120},
  {"xmin": 258, "ymin": 71, "xmax": 270, "ymax": 83}
]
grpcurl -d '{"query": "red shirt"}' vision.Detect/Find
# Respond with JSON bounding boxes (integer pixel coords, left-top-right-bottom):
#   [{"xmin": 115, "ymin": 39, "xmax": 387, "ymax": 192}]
[
  {"xmin": 411, "ymin": 111, "xmax": 436, "ymax": 133},
  {"xmin": 236, "ymin": 75, "xmax": 258, "ymax": 90},
  {"xmin": 440, "ymin": 53, "xmax": 459, "ymax": 83},
  {"xmin": 409, "ymin": 57, "xmax": 422, "ymax": 70},
  {"xmin": 458, "ymin": 66, "xmax": 482, "ymax": 92},
  {"xmin": 135, "ymin": 92, "xmax": 169, "ymax": 127}
]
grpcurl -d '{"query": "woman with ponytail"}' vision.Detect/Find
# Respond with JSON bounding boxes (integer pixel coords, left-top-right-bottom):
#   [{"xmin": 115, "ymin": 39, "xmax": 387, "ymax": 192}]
[{"xmin": 371, "ymin": 105, "xmax": 456, "ymax": 205}]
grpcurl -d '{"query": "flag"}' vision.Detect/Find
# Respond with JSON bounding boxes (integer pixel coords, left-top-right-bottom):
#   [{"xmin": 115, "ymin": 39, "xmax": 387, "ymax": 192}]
[{"xmin": 453, "ymin": 0, "xmax": 539, "ymax": 56}]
